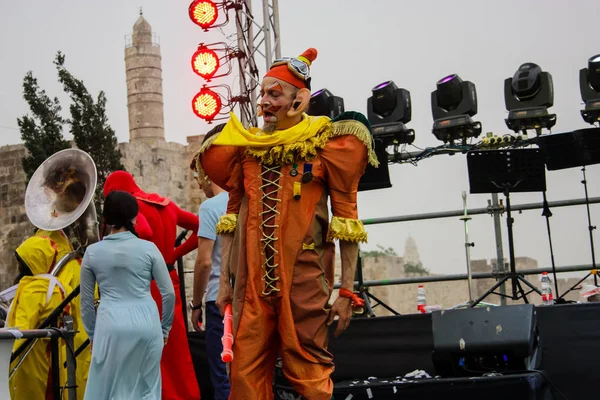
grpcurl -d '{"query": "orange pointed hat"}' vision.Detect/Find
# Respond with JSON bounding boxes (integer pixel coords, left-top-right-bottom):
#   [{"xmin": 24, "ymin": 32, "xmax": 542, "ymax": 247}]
[{"xmin": 264, "ymin": 48, "xmax": 318, "ymax": 89}]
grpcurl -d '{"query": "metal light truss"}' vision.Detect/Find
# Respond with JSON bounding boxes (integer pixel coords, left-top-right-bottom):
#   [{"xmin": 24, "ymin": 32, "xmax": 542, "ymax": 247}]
[{"xmin": 231, "ymin": 0, "xmax": 281, "ymax": 127}]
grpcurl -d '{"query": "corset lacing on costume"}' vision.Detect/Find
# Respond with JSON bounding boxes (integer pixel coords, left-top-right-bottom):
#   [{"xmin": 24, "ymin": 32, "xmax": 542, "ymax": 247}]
[{"xmin": 259, "ymin": 164, "xmax": 282, "ymax": 296}]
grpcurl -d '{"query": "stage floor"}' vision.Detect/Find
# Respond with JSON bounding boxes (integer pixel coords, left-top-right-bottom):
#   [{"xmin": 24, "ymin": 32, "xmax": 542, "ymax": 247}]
[{"xmin": 189, "ymin": 302, "xmax": 600, "ymax": 399}]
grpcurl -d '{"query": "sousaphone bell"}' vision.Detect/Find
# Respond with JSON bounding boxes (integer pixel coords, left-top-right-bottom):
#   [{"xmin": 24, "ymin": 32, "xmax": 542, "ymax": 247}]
[{"xmin": 0, "ymin": 148, "xmax": 100, "ymax": 302}]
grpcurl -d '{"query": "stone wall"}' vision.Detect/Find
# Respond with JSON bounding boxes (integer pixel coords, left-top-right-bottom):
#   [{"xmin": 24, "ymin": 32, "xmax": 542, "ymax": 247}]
[
  {"xmin": 181, "ymin": 134, "xmax": 205, "ymax": 307},
  {"xmin": 119, "ymin": 136, "xmax": 207, "ymax": 306},
  {"xmin": 185, "ymin": 134, "xmax": 205, "ymax": 214},
  {"xmin": 119, "ymin": 140, "xmax": 189, "ymax": 207},
  {"xmin": 0, "ymin": 144, "xmax": 34, "ymax": 290},
  {"xmin": 0, "ymin": 138, "xmax": 205, "ymax": 294}
]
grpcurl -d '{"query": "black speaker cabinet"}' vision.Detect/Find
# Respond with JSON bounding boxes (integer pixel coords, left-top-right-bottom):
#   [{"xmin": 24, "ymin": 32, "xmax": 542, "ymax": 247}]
[{"xmin": 432, "ymin": 304, "xmax": 540, "ymax": 377}]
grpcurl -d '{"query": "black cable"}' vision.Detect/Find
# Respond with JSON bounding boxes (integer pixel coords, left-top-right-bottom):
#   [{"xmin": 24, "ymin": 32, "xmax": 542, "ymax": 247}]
[
  {"xmin": 541, "ymin": 191, "xmax": 560, "ymax": 296},
  {"xmin": 410, "ymin": 143, "xmax": 426, "ymax": 151},
  {"xmin": 531, "ymin": 369, "xmax": 569, "ymax": 400},
  {"xmin": 48, "ymin": 327, "xmax": 76, "ymax": 359}
]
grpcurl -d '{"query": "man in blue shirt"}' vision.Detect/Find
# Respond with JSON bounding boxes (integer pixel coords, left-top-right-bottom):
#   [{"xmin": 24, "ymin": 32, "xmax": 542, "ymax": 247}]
[{"xmin": 191, "ymin": 125, "xmax": 231, "ymax": 400}]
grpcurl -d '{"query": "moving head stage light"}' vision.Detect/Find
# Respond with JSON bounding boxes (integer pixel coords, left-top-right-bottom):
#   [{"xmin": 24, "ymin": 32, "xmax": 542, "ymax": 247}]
[
  {"xmin": 431, "ymin": 74, "xmax": 482, "ymax": 144},
  {"xmin": 358, "ymin": 80, "xmax": 414, "ymax": 192},
  {"xmin": 367, "ymin": 81, "xmax": 415, "ymax": 146},
  {"xmin": 580, "ymin": 54, "xmax": 600, "ymax": 125},
  {"xmin": 307, "ymin": 88, "xmax": 345, "ymax": 119},
  {"xmin": 504, "ymin": 62, "xmax": 556, "ymax": 133}
]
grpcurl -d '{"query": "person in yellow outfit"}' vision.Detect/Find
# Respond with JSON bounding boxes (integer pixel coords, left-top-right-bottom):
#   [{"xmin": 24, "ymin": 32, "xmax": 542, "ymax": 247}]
[
  {"xmin": 36, "ymin": 229, "xmax": 92, "ymax": 400},
  {"xmin": 7, "ymin": 235, "xmax": 73, "ymax": 400}
]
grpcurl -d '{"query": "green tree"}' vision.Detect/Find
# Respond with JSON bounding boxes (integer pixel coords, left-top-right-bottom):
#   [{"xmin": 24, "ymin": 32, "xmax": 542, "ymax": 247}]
[
  {"xmin": 404, "ymin": 261, "xmax": 429, "ymax": 275},
  {"xmin": 361, "ymin": 245, "xmax": 398, "ymax": 259},
  {"xmin": 18, "ymin": 71, "xmax": 71, "ymax": 181},
  {"xmin": 54, "ymin": 52, "xmax": 125, "ymax": 215}
]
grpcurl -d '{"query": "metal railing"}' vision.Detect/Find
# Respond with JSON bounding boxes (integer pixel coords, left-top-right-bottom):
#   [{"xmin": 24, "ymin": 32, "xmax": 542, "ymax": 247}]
[
  {"xmin": 183, "ymin": 197, "xmax": 600, "ymax": 290},
  {"xmin": 11, "ymin": 287, "xmax": 80, "ymax": 361},
  {"xmin": 340, "ymin": 194, "xmax": 600, "ymax": 313},
  {"xmin": 354, "ymin": 195, "xmax": 600, "ymax": 286},
  {"xmin": 342, "ymin": 264, "xmax": 594, "ymax": 288},
  {"xmin": 361, "ymin": 197, "xmax": 600, "ymax": 225},
  {"xmin": 124, "ymin": 33, "xmax": 160, "ymax": 48},
  {"xmin": 2, "ymin": 322, "xmax": 77, "ymax": 400}
]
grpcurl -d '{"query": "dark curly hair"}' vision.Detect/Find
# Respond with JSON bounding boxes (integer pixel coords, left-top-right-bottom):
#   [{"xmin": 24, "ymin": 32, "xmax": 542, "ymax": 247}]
[{"xmin": 103, "ymin": 190, "xmax": 139, "ymax": 237}]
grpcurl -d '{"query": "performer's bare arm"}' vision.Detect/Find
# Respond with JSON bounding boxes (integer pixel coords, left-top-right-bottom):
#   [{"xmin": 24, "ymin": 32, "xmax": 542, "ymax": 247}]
[
  {"xmin": 216, "ymin": 233, "xmax": 234, "ymax": 316},
  {"xmin": 191, "ymin": 237, "xmax": 214, "ymax": 331},
  {"xmin": 339, "ymin": 241, "xmax": 359, "ymax": 292},
  {"xmin": 327, "ymin": 241, "xmax": 358, "ymax": 337}
]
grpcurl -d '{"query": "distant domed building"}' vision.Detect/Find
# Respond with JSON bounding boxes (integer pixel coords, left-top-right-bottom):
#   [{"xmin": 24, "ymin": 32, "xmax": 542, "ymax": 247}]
[{"xmin": 403, "ymin": 235, "xmax": 421, "ymax": 265}]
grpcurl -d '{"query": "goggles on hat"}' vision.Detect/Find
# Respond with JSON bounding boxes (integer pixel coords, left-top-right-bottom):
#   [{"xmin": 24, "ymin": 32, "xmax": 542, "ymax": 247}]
[{"xmin": 271, "ymin": 57, "xmax": 311, "ymax": 81}]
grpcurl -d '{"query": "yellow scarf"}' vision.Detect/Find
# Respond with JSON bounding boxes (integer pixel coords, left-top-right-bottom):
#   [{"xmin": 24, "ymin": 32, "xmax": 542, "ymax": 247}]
[{"xmin": 214, "ymin": 112, "xmax": 331, "ymax": 147}]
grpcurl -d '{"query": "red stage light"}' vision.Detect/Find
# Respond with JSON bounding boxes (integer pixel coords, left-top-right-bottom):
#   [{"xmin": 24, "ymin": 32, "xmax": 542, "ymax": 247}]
[
  {"xmin": 192, "ymin": 88, "xmax": 222, "ymax": 121},
  {"xmin": 191, "ymin": 47, "xmax": 220, "ymax": 80},
  {"xmin": 189, "ymin": 0, "xmax": 218, "ymax": 30}
]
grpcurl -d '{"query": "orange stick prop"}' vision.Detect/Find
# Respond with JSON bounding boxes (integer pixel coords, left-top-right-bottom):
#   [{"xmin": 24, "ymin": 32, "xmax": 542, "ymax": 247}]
[{"xmin": 221, "ymin": 304, "xmax": 234, "ymax": 362}]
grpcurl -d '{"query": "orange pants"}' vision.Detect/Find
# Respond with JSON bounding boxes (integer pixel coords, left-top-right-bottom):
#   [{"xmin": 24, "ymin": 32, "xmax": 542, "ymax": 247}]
[
  {"xmin": 151, "ymin": 270, "xmax": 200, "ymax": 400},
  {"xmin": 230, "ymin": 260, "xmax": 334, "ymax": 399}
]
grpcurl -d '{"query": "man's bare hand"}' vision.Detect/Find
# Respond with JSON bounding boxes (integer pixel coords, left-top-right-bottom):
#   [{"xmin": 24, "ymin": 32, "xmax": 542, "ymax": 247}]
[
  {"xmin": 327, "ymin": 296, "xmax": 352, "ymax": 337},
  {"xmin": 216, "ymin": 283, "xmax": 233, "ymax": 316},
  {"xmin": 191, "ymin": 308, "xmax": 204, "ymax": 332}
]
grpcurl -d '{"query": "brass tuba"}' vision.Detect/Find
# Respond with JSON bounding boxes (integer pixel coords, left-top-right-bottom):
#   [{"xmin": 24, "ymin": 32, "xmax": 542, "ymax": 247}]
[
  {"xmin": 24, "ymin": 148, "xmax": 100, "ymax": 251},
  {"xmin": 1, "ymin": 149, "xmax": 100, "ymax": 303}
]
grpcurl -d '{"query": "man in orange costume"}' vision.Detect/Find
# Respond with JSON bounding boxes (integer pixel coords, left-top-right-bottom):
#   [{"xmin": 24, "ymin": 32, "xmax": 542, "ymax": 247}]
[
  {"xmin": 103, "ymin": 171, "xmax": 201, "ymax": 400},
  {"xmin": 191, "ymin": 48, "xmax": 378, "ymax": 399}
]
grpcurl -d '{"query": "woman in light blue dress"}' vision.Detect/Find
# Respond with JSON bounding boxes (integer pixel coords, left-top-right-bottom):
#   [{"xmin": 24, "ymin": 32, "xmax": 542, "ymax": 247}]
[{"xmin": 80, "ymin": 190, "xmax": 175, "ymax": 400}]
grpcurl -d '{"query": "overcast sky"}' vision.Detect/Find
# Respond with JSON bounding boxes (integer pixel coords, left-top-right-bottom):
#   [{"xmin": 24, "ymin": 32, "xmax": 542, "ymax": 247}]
[{"xmin": 2, "ymin": 1, "xmax": 600, "ymax": 284}]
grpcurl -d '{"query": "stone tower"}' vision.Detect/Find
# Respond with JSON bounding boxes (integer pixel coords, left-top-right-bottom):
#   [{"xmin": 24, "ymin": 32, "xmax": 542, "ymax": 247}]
[{"xmin": 125, "ymin": 11, "xmax": 165, "ymax": 142}]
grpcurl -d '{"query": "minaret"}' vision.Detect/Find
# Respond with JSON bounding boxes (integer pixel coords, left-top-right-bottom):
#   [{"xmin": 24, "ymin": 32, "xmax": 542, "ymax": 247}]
[{"xmin": 125, "ymin": 10, "xmax": 165, "ymax": 141}]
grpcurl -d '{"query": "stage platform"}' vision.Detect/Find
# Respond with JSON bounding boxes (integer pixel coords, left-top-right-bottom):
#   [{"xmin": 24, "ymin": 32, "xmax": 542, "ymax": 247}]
[{"xmin": 188, "ymin": 302, "xmax": 600, "ymax": 399}]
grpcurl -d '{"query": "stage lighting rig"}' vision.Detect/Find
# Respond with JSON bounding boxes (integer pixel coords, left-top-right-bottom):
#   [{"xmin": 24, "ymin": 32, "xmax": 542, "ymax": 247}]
[
  {"xmin": 191, "ymin": 43, "xmax": 233, "ymax": 81},
  {"xmin": 431, "ymin": 74, "xmax": 482, "ymax": 144},
  {"xmin": 579, "ymin": 54, "xmax": 600, "ymax": 125},
  {"xmin": 367, "ymin": 80, "xmax": 415, "ymax": 146},
  {"xmin": 188, "ymin": 0, "xmax": 229, "ymax": 31},
  {"xmin": 192, "ymin": 85, "xmax": 228, "ymax": 122},
  {"xmin": 504, "ymin": 62, "xmax": 556, "ymax": 133},
  {"xmin": 307, "ymin": 89, "xmax": 345, "ymax": 119}
]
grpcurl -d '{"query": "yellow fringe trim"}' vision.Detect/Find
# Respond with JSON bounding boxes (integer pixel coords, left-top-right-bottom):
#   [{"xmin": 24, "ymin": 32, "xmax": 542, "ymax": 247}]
[
  {"xmin": 246, "ymin": 123, "xmax": 333, "ymax": 165},
  {"xmin": 190, "ymin": 118, "xmax": 379, "ymax": 172},
  {"xmin": 189, "ymin": 132, "xmax": 221, "ymax": 185},
  {"xmin": 216, "ymin": 214, "xmax": 238, "ymax": 234},
  {"xmin": 327, "ymin": 216, "xmax": 368, "ymax": 243},
  {"xmin": 302, "ymin": 243, "xmax": 315, "ymax": 251},
  {"xmin": 246, "ymin": 119, "xmax": 379, "ymax": 167}
]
